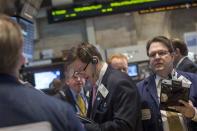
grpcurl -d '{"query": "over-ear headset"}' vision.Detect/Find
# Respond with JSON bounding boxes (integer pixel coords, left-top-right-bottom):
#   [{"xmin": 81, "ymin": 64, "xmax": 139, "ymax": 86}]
[
  {"xmin": 92, "ymin": 56, "xmax": 98, "ymax": 64},
  {"xmin": 80, "ymin": 44, "xmax": 100, "ymax": 80},
  {"xmin": 81, "ymin": 47, "xmax": 98, "ymax": 64}
]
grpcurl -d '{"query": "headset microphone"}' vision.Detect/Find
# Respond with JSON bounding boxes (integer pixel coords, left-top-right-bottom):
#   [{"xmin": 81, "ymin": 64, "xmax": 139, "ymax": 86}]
[
  {"xmin": 92, "ymin": 56, "xmax": 98, "ymax": 64},
  {"xmin": 81, "ymin": 46, "xmax": 99, "ymax": 81}
]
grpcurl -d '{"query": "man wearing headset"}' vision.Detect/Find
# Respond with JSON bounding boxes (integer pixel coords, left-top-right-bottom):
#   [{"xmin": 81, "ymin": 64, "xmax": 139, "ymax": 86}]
[
  {"xmin": 55, "ymin": 54, "xmax": 88, "ymax": 117},
  {"xmin": 65, "ymin": 42, "xmax": 142, "ymax": 131}
]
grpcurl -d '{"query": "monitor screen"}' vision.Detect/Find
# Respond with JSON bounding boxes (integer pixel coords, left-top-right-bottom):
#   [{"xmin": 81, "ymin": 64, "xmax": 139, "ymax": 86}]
[
  {"xmin": 34, "ymin": 70, "xmax": 60, "ymax": 90},
  {"xmin": 48, "ymin": 0, "xmax": 195, "ymax": 23},
  {"xmin": 128, "ymin": 64, "xmax": 138, "ymax": 77},
  {"xmin": 11, "ymin": 16, "xmax": 34, "ymax": 61}
]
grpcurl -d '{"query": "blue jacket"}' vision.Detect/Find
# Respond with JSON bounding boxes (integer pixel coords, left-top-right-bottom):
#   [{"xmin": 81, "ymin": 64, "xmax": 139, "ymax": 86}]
[
  {"xmin": 137, "ymin": 71, "xmax": 197, "ymax": 131},
  {"xmin": 55, "ymin": 84, "xmax": 88, "ymax": 114},
  {"xmin": 0, "ymin": 73, "xmax": 84, "ymax": 131}
]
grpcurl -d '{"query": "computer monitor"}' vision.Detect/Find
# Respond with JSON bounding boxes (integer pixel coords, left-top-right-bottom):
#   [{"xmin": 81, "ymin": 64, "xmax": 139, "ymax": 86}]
[
  {"xmin": 34, "ymin": 70, "xmax": 61, "ymax": 90},
  {"xmin": 11, "ymin": 16, "xmax": 34, "ymax": 61},
  {"xmin": 128, "ymin": 64, "xmax": 138, "ymax": 77}
]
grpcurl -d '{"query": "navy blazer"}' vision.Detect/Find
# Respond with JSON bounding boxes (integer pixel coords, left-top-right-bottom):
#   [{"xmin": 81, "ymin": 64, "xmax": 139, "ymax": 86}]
[
  {"xmin": 55, "ymin": 84, "xmax": 78, "ymax": 112},
  {"xmin": 137, "ymin": 71, "xmax": 197, "ymax": 131},
  {"xmin": 85, "ymin": 66, "xmax": 142, "ymax": 131},
  {"xmin": 0, "ymin": 74, "xmax": 84, "ymax": 131},
  {"xmin": 177, "ymin": 57, "xmax": 197, "ymax": 73}
]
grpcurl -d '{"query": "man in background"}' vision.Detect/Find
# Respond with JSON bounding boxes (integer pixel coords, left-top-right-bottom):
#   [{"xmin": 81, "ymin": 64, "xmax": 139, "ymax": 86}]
[
  {"xmin": 55, "ymin": 53, "xmax": 88, "ymax": 117},
  {"xmin": 108, "ymin": 53, "xmax": 128, "ymax": 73},
  {"xmin": 172, "ymin": 38, "xmax": 197, "ymax": 73},
  {"xmin": 137, "ymin": 36, "xmax": 197, "ymax": 131},
  {"xmin": 0, "ymin": 14, "xmax": 84, "ymax": 131},
  {"xmin": 66, "ymin": 42, "xmax": 142, "ymax": 131}
]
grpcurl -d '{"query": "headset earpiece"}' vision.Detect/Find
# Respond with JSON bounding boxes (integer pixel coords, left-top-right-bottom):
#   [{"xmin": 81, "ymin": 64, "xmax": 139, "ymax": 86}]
[
  {"xmin": 81, "ymin": 46, "xmax": 98, "ymax": 64},
  {"xmin": 92, "ymin": 56, "xmax": 98, "ymax": 64}
]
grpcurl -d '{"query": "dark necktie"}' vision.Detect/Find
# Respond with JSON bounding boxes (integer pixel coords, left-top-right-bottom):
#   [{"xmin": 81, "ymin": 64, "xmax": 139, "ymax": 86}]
[{"xmin": 92, "ymin": 85, "xmax": 97, "ymax": 107}]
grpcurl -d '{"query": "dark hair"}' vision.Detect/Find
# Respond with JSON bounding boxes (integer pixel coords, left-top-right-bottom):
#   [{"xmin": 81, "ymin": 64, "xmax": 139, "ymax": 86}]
[
  {"xmin": 146, "ymin": 36, "xmax": 174, "ymax": 56},
  {"xmin": 63, "ymin": 42, "xmax": 103, "ymax": 78},
  {"xmin": 171, "ymin": 39, "xmax": 188, "ymax": 56},
  {"xmin": 77, "ymin": 42, "xmax": 103, "ymax": 64}
]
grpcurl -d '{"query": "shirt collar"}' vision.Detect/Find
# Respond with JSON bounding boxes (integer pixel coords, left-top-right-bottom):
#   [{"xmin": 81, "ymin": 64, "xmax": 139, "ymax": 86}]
[
  {"xmin": 155, "ymin": 68, "xmax": 178, "ymax": 85},
  {"xmin": 70, "ymin": 87, "xmax": 85, "ymax": 100},
  {"xmin": 95, "ymin": 62, "xmax": 108, "ymax": 86},
  {"xmin": 155, "ymin": 75, "xmax": 162, "ymax": 87}
]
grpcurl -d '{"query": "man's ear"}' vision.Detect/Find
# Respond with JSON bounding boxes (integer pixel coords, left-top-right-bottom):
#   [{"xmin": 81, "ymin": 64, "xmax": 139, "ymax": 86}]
[
  {"xmin": 18, "ymin": 53, "xmax": 26, "ymax": 68},
  {"xmin": 21, "ymin": 53, "xmax": 26, "ymax": 64},
  {"xmin": 175, "ymin": 48, "xmax": 181, "ymax": 55},
  {"xmin": 170, "ymin": 50, "xmax": 175, "ymax": 61},
  {"xmin": 17, "ymin": 53, "xmax": 26, "ymax": 75}
]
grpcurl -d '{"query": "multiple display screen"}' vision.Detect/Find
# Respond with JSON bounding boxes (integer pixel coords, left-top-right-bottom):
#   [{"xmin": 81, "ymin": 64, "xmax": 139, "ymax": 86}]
[
  {"xmin": 47, "ymin": 0, "xmax": 195, "ymax": 23},
  {"xmin": 48, "ymin": 0, "xmax": 157, "ymax": 23}
]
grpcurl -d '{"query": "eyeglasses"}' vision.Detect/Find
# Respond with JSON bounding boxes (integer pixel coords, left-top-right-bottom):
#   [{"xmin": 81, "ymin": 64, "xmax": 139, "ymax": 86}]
[
  {"xmin": 149, "ymin": 50, "xmax": 170, "ymax": 58},
  {"xmin": 83, "ymin": 63, "xmax": 89, "ymax": 71},
  {"xmin": 72, "ymin": 63, "xmax": 89, "ymax": 79},
  {"xmin": 72, "ymin": 71, "xmax": 84, "ymax": 79}
]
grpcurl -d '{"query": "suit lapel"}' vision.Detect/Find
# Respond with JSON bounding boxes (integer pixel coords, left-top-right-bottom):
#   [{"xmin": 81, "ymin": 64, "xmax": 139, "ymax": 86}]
[
  {"xmin": 65, "ymin": 87, "xmax": 78, "ymax": 112},
  {"xmin": 91, "ymin": 66, "xmax": 111, "ymax": 119},
  {"xmin": 145, "ymin": 75, "xmax": 160, "ymax": 107},
  {"xmin": 177, "ymin": 57, "xmax": 186, "ymax": 70},
  {"xmin": 87, "ymin": 89, "xmax": 93, "ymax": 117},
  {"xmin": 91, "ymin": 82, "xmax": 109, "ymax": 119},
  {"xmin": 91, "ymin": 91, "xmax": 104, "ymax": 118}
]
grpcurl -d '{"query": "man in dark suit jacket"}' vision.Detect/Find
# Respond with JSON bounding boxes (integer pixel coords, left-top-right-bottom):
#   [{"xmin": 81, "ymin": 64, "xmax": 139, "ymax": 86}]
[
  {"xmin": 172, "ymin": 38, "xmax": 197, "ymax": 73},
  {"xmin": 65, "ymin": 42, "xmax": 142, "ymax": 131},
  {"xmin": 55, "ymin": 55, "xmax": 88, "ymax": 116},
  {"xmin": 137, "ymin": 36, "xmax": 197, "ymax": 131},
  {"xmin": 55, "ymin": 82, "xmax": 88, "ymax": 116},
  {"xmin": 0, "ymin": 14, "xmax": 84, "ymax": 131}
]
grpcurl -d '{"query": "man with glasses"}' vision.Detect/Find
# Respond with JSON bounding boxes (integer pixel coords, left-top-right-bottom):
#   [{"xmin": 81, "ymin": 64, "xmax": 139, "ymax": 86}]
[
  {"xmin": 137, "ymin": 36, "xmax": 197, "ymax": 131},
  {"xmin": 55, "ymin": 53, "xmax": 88, "ymax": 117},
  {"xmin": 65, "ymin": 42, "xmax": 142, "ymax": 131}
]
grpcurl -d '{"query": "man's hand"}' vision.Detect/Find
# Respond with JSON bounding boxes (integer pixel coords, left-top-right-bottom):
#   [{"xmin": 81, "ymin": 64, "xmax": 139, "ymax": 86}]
[{"xmin": 174, "ymin": 100, "xmax": 195, "ymax": 119}]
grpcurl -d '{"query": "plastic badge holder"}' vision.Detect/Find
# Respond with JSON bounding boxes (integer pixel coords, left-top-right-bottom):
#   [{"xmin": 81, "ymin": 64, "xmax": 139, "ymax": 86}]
[{"xmin": 160, "ymin": 79, "xmax": 190, "ymax": 112}]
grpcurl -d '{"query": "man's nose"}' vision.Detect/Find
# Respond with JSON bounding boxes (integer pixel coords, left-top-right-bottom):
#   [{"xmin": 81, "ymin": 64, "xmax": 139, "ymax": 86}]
[
  {"xmin": 155, "ymin": 53, "xmax": 161, "ymax": 58},
  {"xmin": 75, "ymin": 76, "xmax": 81, "ymax": 81}
]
